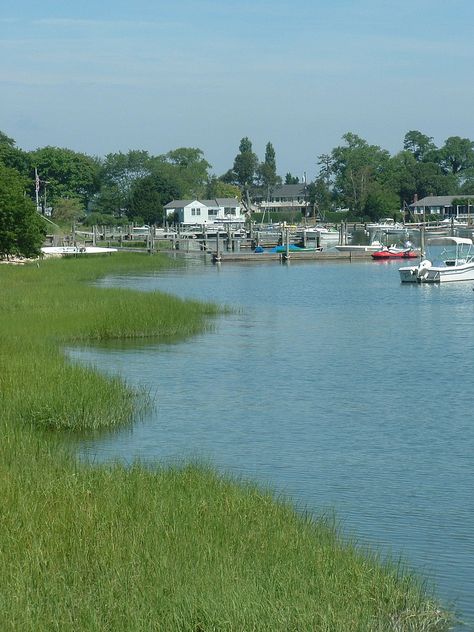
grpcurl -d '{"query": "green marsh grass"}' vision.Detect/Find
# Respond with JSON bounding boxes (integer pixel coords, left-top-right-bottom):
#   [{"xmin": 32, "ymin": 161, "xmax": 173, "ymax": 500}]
[{"xmin": 0, "ymin": 253, "xmax": 453, "ymax": 630}]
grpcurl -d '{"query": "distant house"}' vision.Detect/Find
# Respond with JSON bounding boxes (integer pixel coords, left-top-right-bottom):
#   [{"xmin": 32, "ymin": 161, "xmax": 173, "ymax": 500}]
[
  {"xmin": 253, "ymin": 184, "xmax": 310, "ymax": 214},
  {"xmin": 410, "ymin": 195, "xmax": 474, "ymax": 218},
  {"xmin": 164, "ymin": 198, "xmax": 244, "ymax": 226}
]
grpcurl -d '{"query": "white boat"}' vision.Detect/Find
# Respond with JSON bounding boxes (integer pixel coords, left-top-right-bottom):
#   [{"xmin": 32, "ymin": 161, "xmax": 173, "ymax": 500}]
[
  {"xmin": 41, "ymin": 246, "xmax": 118, "ymax": 256},
  {"xmin": 366, "ymin": 218, "xmax": 405, "ymax": 234},
  {"xmin": 399, "ymin": 236, "xmax": 474, "ymax": 283},
  {"xmin": 298, "ymin": 227, "xmax": 340, "ymax": 243},
  {"xmin": 335, "ymin": 240, "xmax": 383, "ymax": 253}
]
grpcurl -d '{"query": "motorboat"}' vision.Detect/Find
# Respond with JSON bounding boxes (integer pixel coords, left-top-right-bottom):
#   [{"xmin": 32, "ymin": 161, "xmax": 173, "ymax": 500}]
[
  {"xmin": 371, "ymin": 243, "xmax": 418, "ymax": 260},
  {"xmin": 399, "ymin": 236, "xmax": 474, "ymax": 283},
  {"xmin": 366, "ymin": 218, "xmax": 406, "ymax": 234}
]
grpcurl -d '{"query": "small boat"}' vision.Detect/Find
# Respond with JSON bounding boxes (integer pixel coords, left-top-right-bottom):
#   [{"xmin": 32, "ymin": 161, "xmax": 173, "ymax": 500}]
[
  {"xmin": 335, "ymin": 240, "xmax": 382, "ymax": 253},
  {"xmin": 399, "ymin": 236, "xmax": 474, "ymax": 283},
  {"xmin": 41, "ymin": 246, "xmax": 118, "ymax": 256},
  {"xmin": 371, "ymin": 245, "xmax": 418, "ymax": 260},
  {"xmin": 366, "ymin": 218, "xmax": 406, "ymax": 234}
]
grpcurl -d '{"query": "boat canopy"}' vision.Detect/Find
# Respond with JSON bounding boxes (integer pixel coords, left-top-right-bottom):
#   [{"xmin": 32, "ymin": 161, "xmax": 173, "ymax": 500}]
[{"xmin": 426, "ymin": 236, "xmax": 473, "ymax": 246}]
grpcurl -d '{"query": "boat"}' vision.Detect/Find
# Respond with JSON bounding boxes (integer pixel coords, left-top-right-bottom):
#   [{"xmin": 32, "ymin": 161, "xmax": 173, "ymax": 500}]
[
  {"xmin": 297, "ymin": 226, "xmax": 340, "ymax": 244},
  {"xmin": 371, "ymin": 244, "xmax": 418, "ymax": 260},
  {"xmin": 41, "ymin": 246, "xmax": 118, "ymax": 256},
  {"xmin": 335, "ymin": 240, "xmax": 382, "ymax": 253},
  {"xmin": 399, "ymin": 236, "xmax": 474, "ymax": 283},
  {"xmin": 366, "ymin": 218, "xmax": 406, "ymax": 234}
]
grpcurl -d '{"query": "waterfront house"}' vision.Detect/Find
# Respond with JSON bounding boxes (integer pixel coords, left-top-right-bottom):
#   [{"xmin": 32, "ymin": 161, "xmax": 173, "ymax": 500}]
[
  {"xmin": 253, "ymin": 184, "xmax": 311, "ymax": 215},
  {"xmin": 164, "ymin": 198, "xmax": 244, "ymax": 226},
  {"xmin": 410, "ymin": 195, "xmax": 474, "ymax": 219}
]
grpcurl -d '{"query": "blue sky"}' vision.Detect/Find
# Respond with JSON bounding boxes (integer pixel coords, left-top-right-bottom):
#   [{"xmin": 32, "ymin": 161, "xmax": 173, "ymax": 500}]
[{"xmin": 1, "ymin": 0, "xmax": 473, "ymax": 177}]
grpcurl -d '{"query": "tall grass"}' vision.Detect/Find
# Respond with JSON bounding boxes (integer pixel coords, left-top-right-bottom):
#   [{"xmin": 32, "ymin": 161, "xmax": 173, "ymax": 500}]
[{"xmin": 0, "ymin": 253, "xmax": 454, "ymax": 630}]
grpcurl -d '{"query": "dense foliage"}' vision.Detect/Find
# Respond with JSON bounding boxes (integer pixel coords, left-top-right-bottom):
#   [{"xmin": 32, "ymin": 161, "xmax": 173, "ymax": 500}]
[
  {"xmin": 0, "ymin": 162, "xmax": 45, "ymax": 259},
  {"xmin": 2, "ymin": 128, "xmax": 474, "ymax": 230}
]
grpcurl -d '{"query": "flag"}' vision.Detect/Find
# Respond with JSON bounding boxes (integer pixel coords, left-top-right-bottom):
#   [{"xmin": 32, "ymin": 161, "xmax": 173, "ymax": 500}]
[{"xmin": 35, "ymin": 169, "xmax": 40, "ymax": 193}]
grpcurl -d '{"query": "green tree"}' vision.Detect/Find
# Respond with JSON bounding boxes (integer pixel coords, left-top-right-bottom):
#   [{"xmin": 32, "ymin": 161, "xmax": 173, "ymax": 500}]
[
  {"xmin": 51, "ymin": 197, "xmax": 85, "ymax": 225},
  {"xmin": 232, "ymin": 137, "xmax": 258, "ymax": 210},
  {"xmin": 129, "ymin": 168, "xmax": 183, "ymax": 225},
  {"xmin": 29, "ymin": 146, "xmax": 100, "ymax": 209},
  {"xmin": 162, "ymin": 147, "xmax": 211, "ymax": 198},
  {"xmin": 0, "ymin": 130, "xmax": 32, "ymax": 178},
  {"xmin": 362, "ymin": 182, "xmax": 400, "ymax": 221},
  {"xmin": 331, "ymin": 133, "xmax": 390, "ymax": 215},
  {"xmin": 438, "ymin": 136, "xmax": 474, "ymax": 175},
  {"xmin": 285, "ymin": 173, "xmax": 300, "ymax": 184},
  {"xmin": 206, "ymin": 177, "xmax": 241, "ymax": 200},
  {"xmin": 0, "ymin": 163, "xmax": 45, "ymax": 259},
  {"xmin": 307, "ymin": 177, "xmax": 332, "ymax": 219},
  {"xmin": 99, "ymin": 150, "xmax": 152, "ymax": 215},
  {"xmin": 403, "ymin": 131, "xmax": 437, "ymax": 162},
  {"xmin": 93, "ymin": 184, "xmax": 124, "ymax": 217},
  {"xmin": 257, "ymin": 142, "xmax": 280, "ymax": 194}
]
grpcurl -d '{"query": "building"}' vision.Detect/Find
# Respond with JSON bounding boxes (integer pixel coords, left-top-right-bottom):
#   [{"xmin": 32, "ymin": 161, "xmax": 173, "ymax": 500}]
[
  {"xmin": 164, "ymin": 198, "xmax": 244, "ymax": 226},
  {"xmin": 410, "ymin": 195, "xmax": 474, "ymax": 219},
  {"xmin": 253, "ymin": 184, "xmax": 311, "ymax": 214}
]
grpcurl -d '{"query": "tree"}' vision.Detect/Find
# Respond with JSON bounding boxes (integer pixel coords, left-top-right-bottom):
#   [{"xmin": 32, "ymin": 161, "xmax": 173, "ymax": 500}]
[
  {"xmin": 0, "ymin": 163, "xmax": 45, "ymax": 259},
  {"xmin": 129, "ymin": 167, "xmax": 183, "ymax": 225},
  {"xmin": 331, "ymin": 133, "xmax": 390, "ymax": 215},
  {"xmin": 0, "ymin": 130, "xmax": 31, "ymax": 178},
  {"xmin": 99, "ymin": 150, "xmax": 152, "ymax": 215},
  {"xmin": 51, "ymin": 197, "xmax": 85, "ymax": 225},
  {"xmin": 206, "ymin": 177, "xmax": 241, "ymax": 200},
  {"xmin": 437, "ymin": 136, "xmax": 474, "ymax": 176},
  {"xmin": 307, "ymin": 178, "xmax": 332, "ymax": 219},
  {"xmin": 161, "ymin": 147, "xmax": 211, "ymax": 198},
  {"xmin": 285, "ymin": 173, "xmax": 300, "ymax": 184},
  {"xmin": 403, "ymin": 131, "xmax": 437, "ymax": 162},
  {"xmin": 232, "ymin": 137, "xmax": 258, "ymax": 209},
  {"xmin": 29, "ymin": 146, "xmax": 100, "ymax": 209},
  {"xmin": 257, "ymin": 142, "xmax": 280, "ymax": 194}
]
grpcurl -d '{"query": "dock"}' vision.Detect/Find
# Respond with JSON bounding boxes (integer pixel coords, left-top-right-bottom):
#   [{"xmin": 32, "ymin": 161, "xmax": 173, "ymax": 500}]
[{"xmin": 211, "ymin": 250, "xmax": 375, "ymax": 263}]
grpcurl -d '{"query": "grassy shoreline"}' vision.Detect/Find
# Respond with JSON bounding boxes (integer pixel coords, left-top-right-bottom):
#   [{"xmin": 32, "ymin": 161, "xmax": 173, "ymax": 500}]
[{"xmin": 0, "ymin": 253, "xmax": 452, "ymax": 630}]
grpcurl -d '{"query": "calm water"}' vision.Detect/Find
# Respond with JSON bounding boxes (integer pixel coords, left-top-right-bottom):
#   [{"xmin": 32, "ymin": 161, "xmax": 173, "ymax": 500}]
[{"xmin": 73, "ymin": 256, "xmax": 474, "ymax": 629}]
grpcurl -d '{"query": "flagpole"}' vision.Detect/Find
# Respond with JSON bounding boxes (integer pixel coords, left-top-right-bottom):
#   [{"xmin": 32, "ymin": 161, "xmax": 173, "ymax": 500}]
[{"xmin": 35, "ymin": 168, "xmax": 40, "ymax": 212}]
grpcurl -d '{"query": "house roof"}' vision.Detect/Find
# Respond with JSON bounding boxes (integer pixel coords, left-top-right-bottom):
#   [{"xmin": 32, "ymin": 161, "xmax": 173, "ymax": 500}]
[
  {"xmin": 164, "ymin": 199, "xmax": 200, "ymax": 209},
  {"xmin": 164, "ymin": 198, "xmax": 240, "ymax": 209},
  {"xmin": 271, "ymin": 184, "xmax": 308, "ymax": 197},
  {"xmin": 216, "ymin": 198, "xmax": 240, "ymax": 206},
  {"xmin": 410, "ymin": 195, "xmax": 474, "ymax": 208}
]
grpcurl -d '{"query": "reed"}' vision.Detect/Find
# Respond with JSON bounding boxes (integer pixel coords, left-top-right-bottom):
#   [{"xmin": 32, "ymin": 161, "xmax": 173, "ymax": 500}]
[{"xmin": 0, "ymin": 253, "xmax": 453, "ymax": 630}]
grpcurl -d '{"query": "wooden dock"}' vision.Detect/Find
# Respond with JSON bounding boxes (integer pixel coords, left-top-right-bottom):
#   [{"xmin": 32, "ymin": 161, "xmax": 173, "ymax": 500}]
[{"xmin": 211, "ymin": 250, "xmax": 375, "ymax": 263}]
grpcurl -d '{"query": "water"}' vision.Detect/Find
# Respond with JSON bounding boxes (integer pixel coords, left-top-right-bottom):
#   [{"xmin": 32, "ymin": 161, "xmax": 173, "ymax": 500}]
[{"xmin": 73, "ymin": 256, "xmax": 474, "ymax": 629}]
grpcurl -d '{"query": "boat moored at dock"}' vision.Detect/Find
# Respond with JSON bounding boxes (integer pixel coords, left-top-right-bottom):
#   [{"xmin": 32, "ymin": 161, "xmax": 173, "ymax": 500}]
[{"xmin": 399, "ymin": 236, "xmax": 474, "ymax": 283}]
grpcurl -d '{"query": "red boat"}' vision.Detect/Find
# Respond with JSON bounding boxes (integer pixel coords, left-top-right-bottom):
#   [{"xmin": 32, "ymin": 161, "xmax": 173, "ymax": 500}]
[{"xmin": 371, "ymin": 247, "xmax": 418, "ymax": 260}]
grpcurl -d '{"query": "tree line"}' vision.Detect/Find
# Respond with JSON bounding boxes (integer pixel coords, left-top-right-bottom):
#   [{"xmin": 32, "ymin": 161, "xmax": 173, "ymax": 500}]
[{"xmin": 2, "ymin": 128, "xmax": 474, "ymax": 257}]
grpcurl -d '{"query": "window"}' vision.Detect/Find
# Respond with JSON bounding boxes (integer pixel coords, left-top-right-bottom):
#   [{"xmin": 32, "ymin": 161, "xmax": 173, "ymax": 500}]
[{"xmin": 191, "ymin": 207, "xmax": 201, "ymax": 216}]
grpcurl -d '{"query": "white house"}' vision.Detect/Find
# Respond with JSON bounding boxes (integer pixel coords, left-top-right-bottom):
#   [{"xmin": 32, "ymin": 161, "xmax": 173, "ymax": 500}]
[
  {"xmin": 164, "ymin": 198, "xmax": 244, "ymax": 226},
  {"xmin": 410, "ymin": 195, "xmax": 474, "ymax": 218}
]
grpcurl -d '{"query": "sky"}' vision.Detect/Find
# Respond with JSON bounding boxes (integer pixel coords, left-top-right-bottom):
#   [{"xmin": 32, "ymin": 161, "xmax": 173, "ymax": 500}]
[{"xmin": 1, "ymin": 0, "xmax": 474, "ymax": 178}]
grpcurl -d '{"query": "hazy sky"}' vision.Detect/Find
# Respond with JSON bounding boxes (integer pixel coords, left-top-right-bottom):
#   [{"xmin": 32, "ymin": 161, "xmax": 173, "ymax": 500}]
[{"xmin": 2, "ymin": 0, "xmax": 473, "ymax": 178}]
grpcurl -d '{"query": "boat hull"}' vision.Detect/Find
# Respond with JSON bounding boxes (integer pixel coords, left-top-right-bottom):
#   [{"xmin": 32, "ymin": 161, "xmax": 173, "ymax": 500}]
[
  {"xmin": 371, "ymin": 249, "xmax": 418, "ymax": 260},
  {"xmin": 399, "ymin": 263, "xmax": 474, "ymax": 283}
]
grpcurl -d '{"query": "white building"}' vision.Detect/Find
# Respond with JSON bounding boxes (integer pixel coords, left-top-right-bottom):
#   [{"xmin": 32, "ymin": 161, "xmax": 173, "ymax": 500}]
[
  {"xmin": 164, "ymin": 198, "xmax": 244, "ymax": 226},
  {"xmin": 410, "ymin": 195, "xmax": 474, "ymax": 218}
]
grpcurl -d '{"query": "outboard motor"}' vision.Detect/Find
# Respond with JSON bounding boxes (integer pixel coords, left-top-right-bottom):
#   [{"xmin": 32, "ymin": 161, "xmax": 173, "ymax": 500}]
[{"xmin": 416, "ymin": 259, "xmax": 432, "ymax": 281}]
